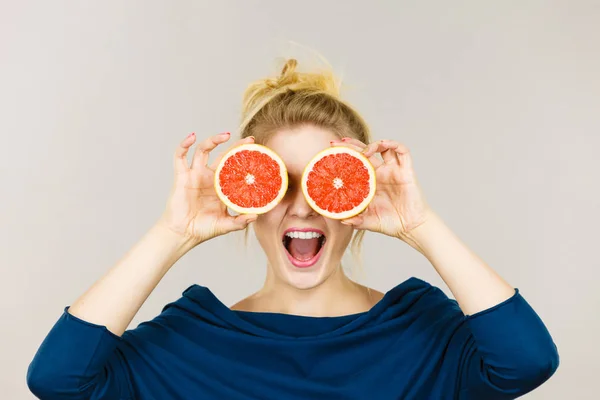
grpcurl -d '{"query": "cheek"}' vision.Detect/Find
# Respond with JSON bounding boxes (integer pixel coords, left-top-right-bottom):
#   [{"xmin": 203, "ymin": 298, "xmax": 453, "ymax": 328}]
[
  {"xmin": 253, "ymin": 208, "xmax": 284, "ymax": 243},
  {"xmin": 252, "ymin": 218, "xmax": 269, "ymax": 245},
  {"xmin": 328, "ymin": 222, "xmax": 355, "ymax": 245}
]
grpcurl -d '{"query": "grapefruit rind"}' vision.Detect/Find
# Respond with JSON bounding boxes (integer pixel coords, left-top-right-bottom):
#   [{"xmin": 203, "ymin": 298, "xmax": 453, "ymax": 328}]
[
  {"xmin": 301, "ymin": 146, "xmax": 376, "ymax": 220},
  {"xmin": 214, "ymin": 143, "xmax": 288, "ymax": 215}
]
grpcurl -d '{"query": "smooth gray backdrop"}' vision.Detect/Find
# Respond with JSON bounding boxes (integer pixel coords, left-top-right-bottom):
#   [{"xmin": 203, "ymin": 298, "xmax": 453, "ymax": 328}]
[{"xmin": 2, "ymin": 1, "xmax": 598, "ymax": 399}]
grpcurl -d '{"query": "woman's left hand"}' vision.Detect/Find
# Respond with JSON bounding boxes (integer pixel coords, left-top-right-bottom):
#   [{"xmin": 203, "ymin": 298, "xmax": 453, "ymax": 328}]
[{"xmin": 332, "ymin": 138, "xmax": 434, "ymax": 241}]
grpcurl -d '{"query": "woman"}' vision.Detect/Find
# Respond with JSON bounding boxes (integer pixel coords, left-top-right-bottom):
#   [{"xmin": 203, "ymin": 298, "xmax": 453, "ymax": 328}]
[{"xmin": 27, "ymin": 59, "xmax": 559, "ymax": 399}]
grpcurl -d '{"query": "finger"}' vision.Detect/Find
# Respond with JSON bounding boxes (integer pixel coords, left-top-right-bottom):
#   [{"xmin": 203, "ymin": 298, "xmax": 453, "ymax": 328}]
[
  {"xmin": 341, "ymin": 214, "xmax": 363, "ymax": 227},
  {"xmin": 331, "ymin": 139, "xmax": 383, "ymax": 168},
  {"xmin": 364, "ymin": 140, "xmax": 409, "ymax": 157},
  {"xmin": 190, "ymin": 132, "xmax": 232, "ymax": 170},
  {"xmin": 392, "ymin": 142, "xmax": 413, "ymax": 169},
  {"xmin": 220, "ymin": 213, "xmax": 258, "ymax": 233},
  {"xmin": 341, "ymin": 137, "xmax": 367, "ymax": 149},
  {"xmin": 362, "ymin": 140, "xmax": 397, "ymax": 165},
  {"xmin": 209, "ymin": 136, "xmax": 255, "ymax": 171},
  {"xmin": 362, "ymin": 141, "xmax": 381, "ymax": 158},
  {"xmin": 174, "ymin": 132, "xmax": 196, "ymax": 173},
  {"xmin": 330, "ymin": 139, "xmax": 364, "ymax": 153},
  {"xmin": 381, "ymin": 148, "xmax": 400, "ymax": 166},
  {"xmin": 341, "ymin": 213, "xmax": 379, "ymax": 232},
  {"xmin": 364, "ymin": 140, "xmax": 401, "ymax": 165}
]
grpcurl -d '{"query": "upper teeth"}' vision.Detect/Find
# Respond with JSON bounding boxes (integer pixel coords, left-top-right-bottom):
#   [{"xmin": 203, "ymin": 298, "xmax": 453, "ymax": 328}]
[{"xmin": 285, "ymin": 231, "xmax": 323, "ymax": 239}]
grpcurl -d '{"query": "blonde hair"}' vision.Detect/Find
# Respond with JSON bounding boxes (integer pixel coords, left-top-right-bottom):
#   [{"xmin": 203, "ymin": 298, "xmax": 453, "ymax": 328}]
[{"xmin": 239, "ymin": 58, "xmax": 372, "ymax": 275}]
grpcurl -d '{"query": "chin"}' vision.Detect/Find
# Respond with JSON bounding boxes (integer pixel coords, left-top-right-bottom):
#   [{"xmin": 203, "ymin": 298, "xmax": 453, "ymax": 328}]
[{"xmin": 280, "ymin": 260, "xmax": 331, "ymax": 290}]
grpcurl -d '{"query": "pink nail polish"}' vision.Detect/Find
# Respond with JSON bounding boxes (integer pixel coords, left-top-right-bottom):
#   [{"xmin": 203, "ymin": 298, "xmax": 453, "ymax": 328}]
[{"xmin": 187, "ymin": 132, "xmax": 195, "ymax": 138}]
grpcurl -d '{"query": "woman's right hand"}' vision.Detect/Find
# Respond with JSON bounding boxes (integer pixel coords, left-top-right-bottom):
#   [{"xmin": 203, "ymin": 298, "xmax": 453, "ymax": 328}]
[{"xmin": 157, "ymin": 132, "xmax": 258, "ymax": 246}]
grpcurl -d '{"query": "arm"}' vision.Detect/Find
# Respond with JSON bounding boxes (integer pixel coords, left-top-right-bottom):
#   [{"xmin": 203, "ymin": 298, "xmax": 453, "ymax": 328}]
[
  {"xmin": 68, "ymin": 223, "xmax": 195, "ymax": 336},
  {"xmin": 406, "ymin": 211, "xmax": 559, "ymax": 397},
  {"xmin": 27, "ymin": 224, "xmax": 194, "ymax": 400},
  {"xmin": 333, "ymin": 138, "xmax": 558, "ymax": 396},
  {"xmin": 27, "ymin": 132, "xmax": 257, "ymax": 399},
  {"xmin": 404, "ymin": 211, "xmax": 514, "ymax": 315},
  {"xmin": 67, "ymin": 132, "xmax": 256, "ymax": 335}
]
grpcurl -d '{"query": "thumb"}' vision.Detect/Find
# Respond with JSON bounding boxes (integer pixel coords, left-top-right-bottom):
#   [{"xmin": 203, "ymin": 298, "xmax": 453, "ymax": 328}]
[
  {"xmin": 341, "ymin": 214, "xmax": 379, "ymax": 232},
  {"xmin": 220, "ymin": 213, "xmax": 258, "ymax": 233},
  {"xmin": 341, "ymin": 214, "xmax": 364, "ymax": 227}
]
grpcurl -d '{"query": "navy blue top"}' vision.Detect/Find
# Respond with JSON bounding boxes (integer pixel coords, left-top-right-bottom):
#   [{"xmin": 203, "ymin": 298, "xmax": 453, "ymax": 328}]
[{"xmin": 27, "ymin": 278, "xmax": 559, "ymax": 399}]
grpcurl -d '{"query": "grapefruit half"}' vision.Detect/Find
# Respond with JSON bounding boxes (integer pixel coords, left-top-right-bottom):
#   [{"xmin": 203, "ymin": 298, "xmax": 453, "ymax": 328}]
[
  {"xmin": 214, "ymin": 143, "xmax": 288, "ymax": 214},
  {"xmin": 301, "ymin": 146, "xmax": 376, "ymax": 220}
]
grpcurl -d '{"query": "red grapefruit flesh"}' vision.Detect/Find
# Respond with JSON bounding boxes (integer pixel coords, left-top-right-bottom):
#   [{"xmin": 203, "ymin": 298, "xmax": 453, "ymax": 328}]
[
  {"xmin": 214, "ymin": 143, "xmax": 288, "ymax": 214},
  {"xmin": 301, "ymin": 147, "xmax": 376, "ymax": 220}
]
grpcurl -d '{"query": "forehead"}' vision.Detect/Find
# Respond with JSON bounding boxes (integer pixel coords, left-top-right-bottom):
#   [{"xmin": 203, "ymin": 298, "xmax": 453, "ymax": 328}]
[{"xmin": 265, "ymin": 125, "xmax": 339, "ymax": 174}]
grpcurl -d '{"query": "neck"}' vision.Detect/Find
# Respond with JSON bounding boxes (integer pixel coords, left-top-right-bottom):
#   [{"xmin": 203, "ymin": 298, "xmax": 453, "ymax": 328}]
[{"xmin": 249, "ymin": 265, "xmax": 378, "ymax": 317}]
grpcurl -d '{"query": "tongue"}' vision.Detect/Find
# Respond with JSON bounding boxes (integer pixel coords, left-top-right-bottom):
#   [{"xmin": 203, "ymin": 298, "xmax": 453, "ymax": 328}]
[{"xmin": 288, "ymin": 238, "xmax": 320, "ymax": 261}]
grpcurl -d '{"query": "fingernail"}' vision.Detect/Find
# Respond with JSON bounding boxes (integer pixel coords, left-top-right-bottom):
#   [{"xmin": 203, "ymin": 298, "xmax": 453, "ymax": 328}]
[
  {"xmin": 187, "ymin": 132, "xmax": 195, "ymax": 138},
  {"xmin": 248, "ymin": 136, "xmax": 255, "ymax": 140},
  {"xmin": 342, "ymin": 137, "xmax": 349, "ymax": 141},
  {"xmin": 221, "ymin": 132, "xmax": 231, "ymax": 136}
]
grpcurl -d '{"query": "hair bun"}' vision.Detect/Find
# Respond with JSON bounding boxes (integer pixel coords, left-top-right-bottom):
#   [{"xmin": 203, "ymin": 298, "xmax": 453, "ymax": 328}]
[
  {"xmin": 240, "ymin": 57, "xmax": 342, "ymax": 131},
  {"xmin": 261, "ymin": 57, "xmax": 340, "ymax": 98},
  {"xmin": 268, "ymin": 58, "xmax": 300, "ymax": 90},
  {"xmin": 280, "ymin": 58, "xmax": 298, "ymax": 78}
]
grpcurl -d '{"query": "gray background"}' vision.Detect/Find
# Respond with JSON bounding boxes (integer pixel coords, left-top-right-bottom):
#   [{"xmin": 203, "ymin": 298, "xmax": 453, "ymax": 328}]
[{"xmin": 1, "ymin": 1, "xmax": 598, "ymax": 398}]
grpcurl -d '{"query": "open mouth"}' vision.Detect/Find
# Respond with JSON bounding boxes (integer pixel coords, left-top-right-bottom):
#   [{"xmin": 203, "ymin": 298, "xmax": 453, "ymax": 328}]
[{"xmin": 282, "ymin": 229, "xmax": 327, "ymax": 268}]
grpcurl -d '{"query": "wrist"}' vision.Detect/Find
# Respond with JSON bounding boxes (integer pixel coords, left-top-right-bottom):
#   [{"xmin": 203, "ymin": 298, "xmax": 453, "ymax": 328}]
[
  {"xmin": 399, "ymin": 211, "xmax": 443, "ymax": 255},
  {"xmin": 151, "ymin": 220, "xmax": 200, "ymax": 257}
]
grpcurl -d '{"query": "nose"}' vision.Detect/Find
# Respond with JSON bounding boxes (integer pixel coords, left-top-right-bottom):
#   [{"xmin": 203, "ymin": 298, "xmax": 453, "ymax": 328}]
[{"xmin": 287, "ymin": 185, "xmax": 317, "ymax": 219}]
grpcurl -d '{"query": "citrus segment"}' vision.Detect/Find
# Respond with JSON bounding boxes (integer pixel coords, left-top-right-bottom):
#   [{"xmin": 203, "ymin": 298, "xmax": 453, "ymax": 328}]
[
  {"xmin": 214, "ymin": 144, "xmax": 288, "ymax": 214},
  {"xmin": 301, "ymin": 147, "xmax": 376, "ymax": 220}
]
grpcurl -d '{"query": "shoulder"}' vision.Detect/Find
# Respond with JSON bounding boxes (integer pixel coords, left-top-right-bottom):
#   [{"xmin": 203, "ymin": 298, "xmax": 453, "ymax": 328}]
[
  {"xmin": 123, "ymin": 284, "xmax": 234, "ymax": 340},
  {"xmin": 384, "ymin": 276, "xmax": 452, "ymax": 304},
  {"xmin": 373, "ymin": 277, "xmax": 464, "ymax": 326}
]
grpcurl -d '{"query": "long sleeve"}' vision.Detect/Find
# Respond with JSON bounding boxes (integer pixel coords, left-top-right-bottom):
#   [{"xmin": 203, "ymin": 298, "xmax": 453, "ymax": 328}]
[
  {"xmin": 458, "ymin": 290, "xmax": 559, "ymax": 399},
  {"xmin": 27, "ymin": 308, "xmax": 134, "ymax": 400}
]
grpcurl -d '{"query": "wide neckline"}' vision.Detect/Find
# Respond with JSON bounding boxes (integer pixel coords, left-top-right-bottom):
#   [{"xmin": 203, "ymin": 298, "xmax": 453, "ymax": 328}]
[
  {"xmin": 182, "ymin": 277, "xmax": 431, "ymax": 340},
  {"xmin": 233, "ymin": 308, "xmax": 367, "ymax": 319}
]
